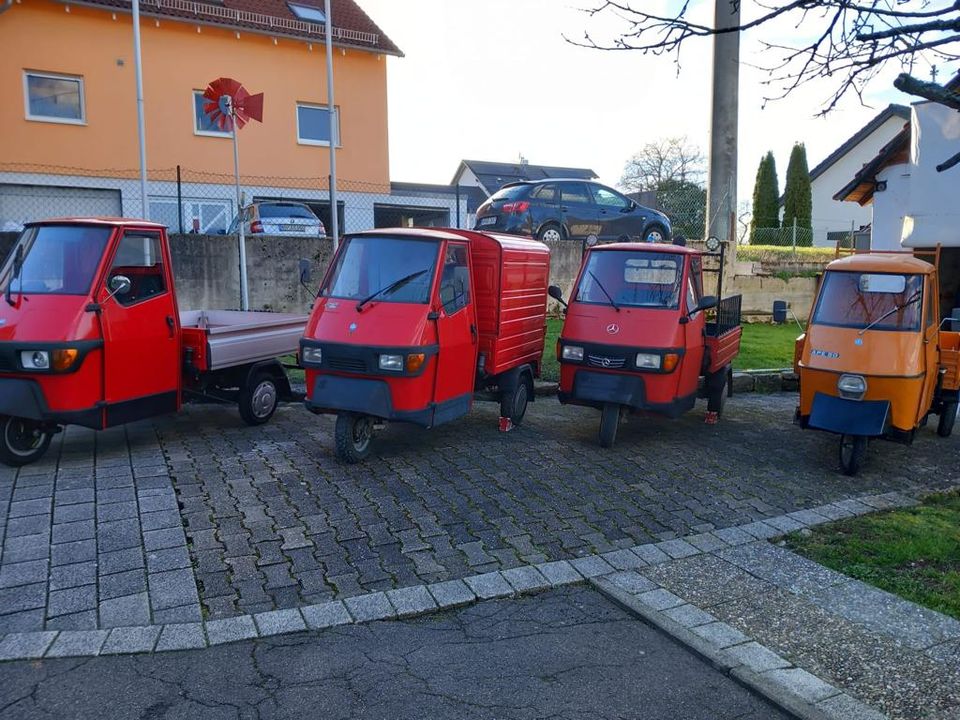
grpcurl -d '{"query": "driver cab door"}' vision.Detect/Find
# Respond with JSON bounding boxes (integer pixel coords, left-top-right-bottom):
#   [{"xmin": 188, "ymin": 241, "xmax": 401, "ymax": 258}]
[
  {"xmin": 921, "ymin": 273, "xmax": 941, "ymax": 415},
  {"xmin": 431, "ymin": 242, "xmax": 476, "ymax": 425},
  {"xmin": 98, "ymin": 229, "xmax": 181, "ymax": 426},
  {"xmin": 679, "ymin": 257, "xmax": 706, "ymax": 395}
]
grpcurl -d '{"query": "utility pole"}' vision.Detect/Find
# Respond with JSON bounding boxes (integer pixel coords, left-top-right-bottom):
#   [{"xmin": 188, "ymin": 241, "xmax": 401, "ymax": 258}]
[
  {"xmin": 705, "ymin": 0, "xmax": 740, "ymax": 246},
  {"xmin": 324, "ymin": 0, "xmax": 339, "ymax": 251}
]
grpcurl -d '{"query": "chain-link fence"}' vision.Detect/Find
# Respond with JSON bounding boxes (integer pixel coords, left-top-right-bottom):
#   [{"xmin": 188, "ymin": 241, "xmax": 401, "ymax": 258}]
[{"xmin": 0, "ymin": 163, "xmax": 473, "ymax": 237}]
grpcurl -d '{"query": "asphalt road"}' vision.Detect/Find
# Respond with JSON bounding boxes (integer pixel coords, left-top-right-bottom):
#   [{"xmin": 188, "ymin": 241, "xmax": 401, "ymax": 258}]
[{"xmin": 0, "ymin": 586, "xmax": 787, "ymax": 720}]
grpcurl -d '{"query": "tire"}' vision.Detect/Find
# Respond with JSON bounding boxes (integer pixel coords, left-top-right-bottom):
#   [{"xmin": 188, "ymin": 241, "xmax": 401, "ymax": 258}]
[
  {"xmin": 0, "ymin": 415, "xmax": 53, "ymax": 467},
  {"xmin": 838, "ymin": 434, "xmax": 867, "ymax": 476},
  {"xmin": 500, "ymin": 376, "xmax": 530, "ymax": 425},
  {"xmin": 706, "ymin": 368, "xmax": 728, "ymax": 415},
  {"xmin": 335, "ymin": 413, "xmax": 373, "ymax": 464},
  {"xmin": 937, "ymin": 401, "xmax": 957, "ymax": 438},
  {"xmin": 537, "ymin": 223, "xmax": 563, "ymax": 243},
  {"xmin": 238, "ymin": 372, "xmax": 279, "ymax": 426},
  {"xmin": 644, "ymin": 224, "xmax": 668, "ymax": 244},
  {"xmin": 598, "ymin": 403, "xmax": 620, "ymax": 448}
]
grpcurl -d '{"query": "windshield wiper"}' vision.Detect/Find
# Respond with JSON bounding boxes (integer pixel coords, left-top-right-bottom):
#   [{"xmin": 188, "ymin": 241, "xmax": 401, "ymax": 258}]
[
  {"xmin": 4, "ymin": 245, "xmax": 23, "ymax": 307},
  {"xmin": 587, "ymin": 270, "xmax": 619, "ymax": 312},
  {"xmin": 356, "ymin": 268, "xmax": 431, "ymax": 312},
  {"xmin": 858, "ymin": 291, "xmax": 921, "ymax": 335}
]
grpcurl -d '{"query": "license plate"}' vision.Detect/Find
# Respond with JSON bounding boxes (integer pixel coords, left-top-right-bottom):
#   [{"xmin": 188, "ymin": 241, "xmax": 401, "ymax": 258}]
[
  {"xmin": 478, "ymin": 216, "xmax": 497, "ymax": 226},
  {"xmin": 280, "ymin": 225, "xmax": 305, "ymax": 232}
]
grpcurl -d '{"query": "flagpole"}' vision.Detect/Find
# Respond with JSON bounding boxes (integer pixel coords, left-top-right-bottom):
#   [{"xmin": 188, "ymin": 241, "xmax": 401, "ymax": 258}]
[{"xmin": 131, "ymin": 0, "xmax": 149, "ymax": 217}]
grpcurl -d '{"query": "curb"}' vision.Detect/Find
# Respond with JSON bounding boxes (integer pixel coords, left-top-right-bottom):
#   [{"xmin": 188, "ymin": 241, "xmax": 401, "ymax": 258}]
[
  {"xmin": 0, "ymin": 488, "xmax": 930, "ymax": 673},
  {"xmin": 592, "ymin": 577, "xmax": 881, "ymax": 720},
  {"xmin": 535, "ymin": 370, "xmax": 798, "ymax": 397}
]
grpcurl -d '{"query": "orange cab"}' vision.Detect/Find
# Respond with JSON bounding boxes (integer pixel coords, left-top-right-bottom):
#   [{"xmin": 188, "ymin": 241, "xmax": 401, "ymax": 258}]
[{"xmin": 795, "ymin": 252, "xmax": 960, "ymax": 475}]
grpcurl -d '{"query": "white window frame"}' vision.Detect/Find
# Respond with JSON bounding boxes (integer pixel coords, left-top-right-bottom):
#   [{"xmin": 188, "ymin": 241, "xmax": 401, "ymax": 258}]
[
  {"xmin": 23, "ymin": 71, "xmax": 86, "ymax": 125},
  {"xmin": 296, "ymin": 103, "xmax": 341, "ymax": 147},
  {"xmin": 192, "ymin": 90, "xmax": 231, "ymax": 138}
]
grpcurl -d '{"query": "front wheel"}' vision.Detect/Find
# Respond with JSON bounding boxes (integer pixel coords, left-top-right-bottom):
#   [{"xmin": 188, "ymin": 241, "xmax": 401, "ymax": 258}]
[
  {"xmin": 598, "ymin": 403, "xmax": 621, "ymax": 448},
  {"xmin": 335, "ymin": 413, "xmax": 374, "ymax": 464},
  {"xmin": 838, "ymin": 434, "xmax": 867, "ymax": 476},
  {"xmin": 644, "ymin": 224, "xmax": 668, "ymax": 244},
  {"xmin": 0, "ymin": 415, "xmax": 54, "ymax": 467},
  {"xmin": 937, "ymin": 401, "xmax": 957, "ymax": 438},
  {"xmin": 500, "ymin": 378, "xmax": 529, "ymax": 425},
  {"xmin": 239, "ymin": 373, "xmax": 279, "ymax": 426},
  {"xmin": 537, "ymin": 223, "xmax": 563, "ymax": 243}
]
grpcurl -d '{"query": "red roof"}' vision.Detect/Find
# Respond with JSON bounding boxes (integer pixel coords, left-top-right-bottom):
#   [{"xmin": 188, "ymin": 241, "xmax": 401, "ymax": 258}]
[{"xmin": 68, "ymin": 0, "xmax": 402, "ymax": 55}]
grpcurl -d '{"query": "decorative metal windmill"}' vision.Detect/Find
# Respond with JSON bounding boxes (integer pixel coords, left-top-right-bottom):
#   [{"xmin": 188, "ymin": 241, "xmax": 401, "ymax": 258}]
[{"xmin": 202, "ymin": 77, "xmax": 263, "ymax": 311}]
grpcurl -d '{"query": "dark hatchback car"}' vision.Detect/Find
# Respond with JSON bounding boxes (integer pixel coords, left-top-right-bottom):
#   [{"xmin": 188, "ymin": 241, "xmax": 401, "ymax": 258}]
[{"xmin": 474, "ymin": 179, "xmax": 672, "ymax": 244}]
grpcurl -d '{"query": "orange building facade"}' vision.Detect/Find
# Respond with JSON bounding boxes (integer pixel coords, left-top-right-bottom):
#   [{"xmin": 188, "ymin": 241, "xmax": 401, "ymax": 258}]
[{"xmin": 0, "ymin": 0, "xmax": 465, "ymax": 234}]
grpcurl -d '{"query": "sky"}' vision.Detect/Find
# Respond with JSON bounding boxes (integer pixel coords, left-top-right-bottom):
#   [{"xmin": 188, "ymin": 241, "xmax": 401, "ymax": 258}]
[{"xmin": 355, "ymin": 0, "xmax": 952, "ymax": 203}]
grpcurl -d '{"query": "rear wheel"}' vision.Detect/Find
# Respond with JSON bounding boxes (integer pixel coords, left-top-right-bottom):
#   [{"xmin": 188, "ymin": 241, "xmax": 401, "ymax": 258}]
[
  {"xmin": 838, "ymin": 434, "xmax": 867, "ymax": 476},
  {"xmin": 500, "ymin": 376, "xmax": 530, "ymax": 425},
  {"xmin": 335, "ymin": 413, "xmax": 373, "ymax": 464},
  {"xmin": 239, "ymin": 372, "xmax": 279, "ymax": 426},
  {"xmin": 598, "ymin": 403, "xmax": 621, "ymax": 448},
  {"xmin": 537, "ymin": 223, "xmax": 563, "ymax": 243},
  {"xmin": 0, "ymin": 415, "xmax": 53, "ymax": 467},
  {"xmin": 937, "ymin": 401, "xmax": 957, "ymax": 437},
  {"xmin": 645, "ymin": 224, "xmax": 668, "ymax": 244},
  {"xmin": 706, "ymin": 367, "xmax": 729, "ymax": 415}
]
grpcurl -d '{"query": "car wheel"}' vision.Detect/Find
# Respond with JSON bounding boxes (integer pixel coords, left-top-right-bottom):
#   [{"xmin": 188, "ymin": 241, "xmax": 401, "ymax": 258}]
[
  {"xmin": 937, "ymin": 401, "xmax": 957, "ymax": 437},
  {"xmin": 335, "ymin": 412, "xmax": 374, "ymax": 464},
  {"xmin": 706, "ymin": 366, "xmax": 729, "ymax": 415},
  {"xmin": 838, "ymin": 434, "xmax": 867, "ymax": 476},
  {"xmin": 537, "ymin": 224, "xmax": 563, "ymax": 243},
  {"xmin": 0, "ymin": 415, "xmax": 53, "ymax": 467},
  {"xmin": 238, "ymin": 372, "xmax": 279, "ymax": 426},
  {"xmin": 645, "ymin": 225, "xmax": 668, "ymax": 243},
  {"xmin": 598, "ymin": 403, "xmax": 621, "ymax": 448}
]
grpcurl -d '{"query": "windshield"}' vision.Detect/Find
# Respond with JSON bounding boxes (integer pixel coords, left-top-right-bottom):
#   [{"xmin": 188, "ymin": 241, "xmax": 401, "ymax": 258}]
[
  {"xmin": 259, "ymin": 204, "xmax": 316, "ymax": 219},
  {"xmin": 575, "ymin": 250, "xmax": 683, "ymax": 309},
  {"xmin": 0, "ymin": 225, "xmax": 111, "ymax": 296},
  {"xmin": 321, "ymin": 236, "xmax": 439, "ymax": 304},
  {"xmin": 812, "ymin": 271, "xmax": 924, "ymax": 332}
]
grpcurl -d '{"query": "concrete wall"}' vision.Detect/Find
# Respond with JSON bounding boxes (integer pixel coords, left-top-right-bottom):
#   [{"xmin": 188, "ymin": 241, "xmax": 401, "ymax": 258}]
[
  {"xmin": 170, "ymin": 234, "xmax": 334, "ymax": 313},
  {"xmin": 731, "ymin": 274, "xmax": 817, "ymax": 321}
]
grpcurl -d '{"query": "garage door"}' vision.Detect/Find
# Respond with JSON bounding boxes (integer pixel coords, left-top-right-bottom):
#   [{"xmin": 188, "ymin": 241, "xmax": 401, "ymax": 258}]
[{"xmin": 0, "ymin": 184, "xmax": 122, "ymax": 231}]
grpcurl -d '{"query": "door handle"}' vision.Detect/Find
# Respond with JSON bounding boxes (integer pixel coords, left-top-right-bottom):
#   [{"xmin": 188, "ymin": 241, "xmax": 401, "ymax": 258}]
[
  {"xmin": 165, "ymin": 315, "xmax": 175, "ymax": 338},
  {"xmin": 470, "ymin": 324, "xmax": 478, "ymax": 344}
]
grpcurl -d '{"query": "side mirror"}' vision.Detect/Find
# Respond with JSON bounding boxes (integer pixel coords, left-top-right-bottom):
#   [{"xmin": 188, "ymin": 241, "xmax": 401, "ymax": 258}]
[
  {"xmin": 548, "ymin": 284, "xmax": 568, "ymax": 309},
  {"xmin": 107, "ymin": 275, "xmax": 132, "ymax": 300},
  {"xmin": 697, "ymin": 295, "xmax": 718, "ymax": 312}
]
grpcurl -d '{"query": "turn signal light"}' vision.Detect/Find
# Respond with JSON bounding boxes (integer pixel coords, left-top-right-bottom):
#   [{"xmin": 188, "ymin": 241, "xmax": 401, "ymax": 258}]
[
  {"xmin": 406, "ymin": 353, "xmax": 426, "ymax": 373},
  {"xmin": 662, "ymin": 353, "xmax": 680, "ymax": 372},
  {"xmin": 52, "ymin": 348, "xmax": 79, "ymax": 371}
]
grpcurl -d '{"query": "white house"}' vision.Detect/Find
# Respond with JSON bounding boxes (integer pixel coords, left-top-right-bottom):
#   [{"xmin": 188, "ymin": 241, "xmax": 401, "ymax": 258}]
[
  {"xmin": 834, "ymin": 100, "xmax": 960, "ymax": 250},
  {"xmin": 808, "ymin": 105, "xmax": 910, "ymax": 246}
]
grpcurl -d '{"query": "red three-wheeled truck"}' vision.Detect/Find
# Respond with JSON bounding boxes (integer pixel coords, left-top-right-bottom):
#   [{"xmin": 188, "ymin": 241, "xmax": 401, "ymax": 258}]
[
  {"xmin": 300, "ymin": 228, "xmax": 551, "ymax": 462},
  {"xmin": 0, "ymin": 218, "xmax": 305, "ymax": 466}
]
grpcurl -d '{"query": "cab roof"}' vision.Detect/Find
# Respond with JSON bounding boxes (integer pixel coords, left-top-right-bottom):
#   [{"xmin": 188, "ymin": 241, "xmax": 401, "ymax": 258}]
[
  {"xmin": 345, "ymin": 227, "xmax": 549, "ymax": 253},
  {"xmin": 24, "ymin": 217, "xmax": 167, "ymax": 230},
  {"xmin": 591, "ymin": 242, "xmax": 700, "ymax": 255},
  {"xmin": 827, "ymin": 252, "xmax": 935, "ymax": 275}
]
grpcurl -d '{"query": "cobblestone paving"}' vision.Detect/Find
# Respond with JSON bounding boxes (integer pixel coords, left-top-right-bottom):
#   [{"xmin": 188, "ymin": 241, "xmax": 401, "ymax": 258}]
[{"xmin": 0, "ymin": 393, "xmax": 956, "ymax": 631}]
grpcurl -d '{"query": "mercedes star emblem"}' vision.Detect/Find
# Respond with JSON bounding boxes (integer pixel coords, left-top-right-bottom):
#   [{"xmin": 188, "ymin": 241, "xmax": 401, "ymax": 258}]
[{"xmin": 606, "ymin": 323, "xmax": 620, "ymax": 335}]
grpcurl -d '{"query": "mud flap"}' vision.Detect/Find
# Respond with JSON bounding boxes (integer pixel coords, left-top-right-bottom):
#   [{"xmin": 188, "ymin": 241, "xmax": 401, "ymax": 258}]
[{"xmin": 809, "ymin": 392, "xmax": 889, "ymax": 437}]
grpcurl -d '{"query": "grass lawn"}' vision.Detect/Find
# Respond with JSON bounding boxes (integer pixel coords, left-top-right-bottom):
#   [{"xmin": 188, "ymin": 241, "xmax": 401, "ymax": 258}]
[
  {"xmin": 785, "ymin": 491, "xmax": 960, "ymax": 621},
  {"xmin": 734, "ymin": 322, "xmax": 804, "ymax": 370}
]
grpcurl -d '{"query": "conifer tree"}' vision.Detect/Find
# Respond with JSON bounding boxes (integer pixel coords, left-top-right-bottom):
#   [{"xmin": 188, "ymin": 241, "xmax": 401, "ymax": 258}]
[{"xmin": 749, "ymin": 152, "xmax": 779, "ymax": 245}]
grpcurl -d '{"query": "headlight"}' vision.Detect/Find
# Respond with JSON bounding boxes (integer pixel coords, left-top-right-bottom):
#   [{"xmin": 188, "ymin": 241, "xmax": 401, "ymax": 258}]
[
  {"xmin": 302, "ymin": 347, "xmax": 323, "ymax": 365},
  {"xmin": 635, "ymin": 353, "xmax": 661, "ymax": 369},
  {"xmin": 837, "ymin": 374, "xmax": 867, "ymax": 399},
  {"xmin": 20, "ymin": 350, "xmax": 50, "ymax": 370},
  {"xmin": 562, "ymin": 345, "xmax": 584, "ymax": 361},
  {"xmin": 379, "ymin": 354, "xmax": 403, "ymax": 371}
]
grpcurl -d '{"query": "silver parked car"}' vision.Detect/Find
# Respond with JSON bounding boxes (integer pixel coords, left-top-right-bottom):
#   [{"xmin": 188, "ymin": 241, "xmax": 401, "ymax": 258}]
[{"xmin": 228, "ymin": 201, "xmax": 326, "ymax": 237}]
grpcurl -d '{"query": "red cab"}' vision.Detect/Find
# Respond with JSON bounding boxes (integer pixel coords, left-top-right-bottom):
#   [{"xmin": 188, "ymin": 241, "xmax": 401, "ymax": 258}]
[
  {"xmin": 552, "ymin": 241, "xmax": 742, "ymax": 447},
  {"xmin": 0, "ymin": 219, "xmax": 303, "ymax": 466},
  {"xmin": 301, "ymin": 228, "xmax": 551, "ymax": 462}
]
